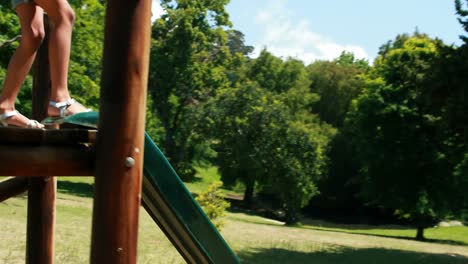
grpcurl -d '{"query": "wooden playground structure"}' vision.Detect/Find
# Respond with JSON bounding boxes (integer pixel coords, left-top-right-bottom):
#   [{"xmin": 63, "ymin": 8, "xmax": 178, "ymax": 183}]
[{"xmin": 0, "ymin": 0, "xmax": 152, "ymax": 263}]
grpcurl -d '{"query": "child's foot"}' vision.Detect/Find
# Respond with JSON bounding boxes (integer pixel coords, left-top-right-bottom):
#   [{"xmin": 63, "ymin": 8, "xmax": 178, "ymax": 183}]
[
  {"xmin": 0, "ymin": 109, "xmax": 44, "ymax": 128},
  {"xmin": 47, "ymin": 98, "xmax": 91, "ymax": 118}
]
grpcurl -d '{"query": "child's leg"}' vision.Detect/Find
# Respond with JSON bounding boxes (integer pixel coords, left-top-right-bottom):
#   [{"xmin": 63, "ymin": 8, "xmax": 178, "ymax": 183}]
[
  {"xmin": 34, "ymin": 0, "xmax": 87, "ymax": 116},
  {"xmin": 0, "ymin": 3, "xmax": 45, "ymax": 127}
]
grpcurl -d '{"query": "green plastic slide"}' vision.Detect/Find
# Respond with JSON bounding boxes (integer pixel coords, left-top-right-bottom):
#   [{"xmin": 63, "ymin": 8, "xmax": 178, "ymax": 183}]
[{"xmin": 63, "ymin": 112, "xmax": 240, "ymax": 264}]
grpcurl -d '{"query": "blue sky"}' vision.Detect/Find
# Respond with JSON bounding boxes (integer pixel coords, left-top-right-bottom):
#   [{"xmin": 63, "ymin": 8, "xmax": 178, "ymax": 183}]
[{"xmin": 153, "ymin": 0, "xmax": 466, "ymax": 64}]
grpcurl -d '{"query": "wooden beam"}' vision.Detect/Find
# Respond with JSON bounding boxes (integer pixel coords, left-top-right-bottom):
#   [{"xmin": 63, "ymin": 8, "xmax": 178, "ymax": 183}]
[
  {"xmin": 27, "ymin": 15, "xmax": 55, "ymax": 264},
  {"xmin": 0, "ymin": 145, "xmax": 95, "ymax": 176},
  {"xmin": 0, "ymin": 177, "xmax": 28, "ymax": 202},
  {"xmin": 0, "ymin": 127, "xmax": 97, "ymax": 145},
  {"xmin": 90, "ymin": 0, "xmax": 151, "ymax": 263}
]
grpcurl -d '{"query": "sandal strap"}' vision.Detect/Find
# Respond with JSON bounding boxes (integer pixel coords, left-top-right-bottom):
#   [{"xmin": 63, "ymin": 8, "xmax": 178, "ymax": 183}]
[
  {"xmin": 27, "ymin": 119, "xmax": 42, "ymax": 128},
  {"xmin": 0, "ymin": 110, "xmax": 19, "ymax": 119},
  {"xmin": 0, "ymin": 110, "xmax": 42, "ymax": 128},
  {"xmin": 50, "ymin": 99, "xmax": 76, "ymax": 118},
  {"xmin": 49, "ymin": 98, "xmax": 76, "ymax": 108},
  {"xmin": 0, "ymin": 110, "xmax": 19, "ymax": 126}
]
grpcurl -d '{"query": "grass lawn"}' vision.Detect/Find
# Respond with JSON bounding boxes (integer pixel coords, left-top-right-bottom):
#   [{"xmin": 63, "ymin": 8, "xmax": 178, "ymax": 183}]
[
  {"xmin": 183, "ymin": 167, "xmax": 244, "ymax": 198},
  {"xmin": 1, "ymin": 176, "xmax": 468, "ymax": 263}
]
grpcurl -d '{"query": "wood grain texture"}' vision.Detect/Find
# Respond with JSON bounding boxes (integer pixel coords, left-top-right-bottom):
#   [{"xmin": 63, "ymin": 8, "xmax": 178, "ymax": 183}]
[
  {"xmin": 0, "ymin": 145, "xmax": 95, "ymax": 176},
  {"xmin": 0, "ymin": 127, "xmax": 97, "ymax": 145},
  {"xmin": 90, "ymin": 0, "xmax": 152, "ymax": 263}
]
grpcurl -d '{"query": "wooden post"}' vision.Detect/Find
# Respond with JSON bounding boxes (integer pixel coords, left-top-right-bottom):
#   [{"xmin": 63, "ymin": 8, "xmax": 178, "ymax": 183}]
[
  {"xmin": 27, "ymin": 15, "xmax": 56, "ymax": 264},
  {"xmin": 90, "ymin": 0, "xmax": 151, "ymax": 263}
]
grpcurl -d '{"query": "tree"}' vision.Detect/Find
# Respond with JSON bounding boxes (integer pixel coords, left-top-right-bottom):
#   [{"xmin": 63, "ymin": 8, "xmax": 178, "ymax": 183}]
[
  {"xmin": 263, "ymin": 116, "xmax": 334, "ymax": 224},
  {"xmin": 347, "ymin": 34, "xmax": 467, "ymax": 240},
  {"xmin": 198, "ymin": 48, "xmax": 336, "ymax": 222},
  {"xmin": 455, "ymin": 0, "xmax": 468, "ymax": 43},
  {"xmin": 0, "ymin": 5, "xmax": 32, "ymax": 115},
  {"xmin": 148, "ymin": 0, "xmax": 232, "ymax": 179},
  {"xmin": 0, "ymin": 4, "xmax": 20, "ymax": 67},
  {"xmin": 198, "ymin": 83, "xmax": 270, "ymax": 205},
  {"xmin": 199, "ymin": 82, "xmax": 335, "ymax": 223},
  {"xmin": 226, "ymin": 29, "xmax": 254, "ymax": 57},
  {"xmin": 305, "ymin": 52, "xmax": 369, "ymax": 215},
  {"xmin": 307, "ymin": 52, "xmax": 369, "ymax": 127},
  {"xmin": 68, "ymin": 0, "xmax": 105, "ymax": 108}
]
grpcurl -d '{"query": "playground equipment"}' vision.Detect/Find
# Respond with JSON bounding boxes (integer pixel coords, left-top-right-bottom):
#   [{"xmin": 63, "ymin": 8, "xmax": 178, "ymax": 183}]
[{"xmin": 0, "ymin": 0, "xmax": 239, "ymax": 263}]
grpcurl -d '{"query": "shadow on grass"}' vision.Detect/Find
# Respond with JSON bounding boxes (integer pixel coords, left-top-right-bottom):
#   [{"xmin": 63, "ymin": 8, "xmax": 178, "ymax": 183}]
[
  {"xmin": 227, "ymin": 206, "xmax": 468, "ymax": 247},
  {"xmin": 301, "ymin": 218, "xmax": 414, "ymax": 230},
  {"xmin": 57, "ymin": 180, "xmax": 93, "ymax": 198},
  {"xmin": 301, "ymin": 226, "xmax": 468, "ymax": 247},
  {"xmin": 238, "ymin": 246, "xmax": 468, "ymax": 264}
]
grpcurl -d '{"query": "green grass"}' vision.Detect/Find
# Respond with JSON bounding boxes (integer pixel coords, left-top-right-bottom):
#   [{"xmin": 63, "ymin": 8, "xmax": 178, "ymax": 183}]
[
  {"xmin": 184, "ymin": 167, "xmax": 244, "ymax": 198},
  {"xmin": 1, "ymin": 176, "xmax": 468, "ymax": 263}
]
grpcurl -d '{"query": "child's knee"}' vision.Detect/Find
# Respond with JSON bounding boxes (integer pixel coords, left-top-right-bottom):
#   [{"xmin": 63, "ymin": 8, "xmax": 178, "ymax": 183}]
[
  {"xmin": 55, "ymin": 5, "xmax": 75, "ymax": 27},
  {"xmin": 62, "ymin": 6, "xmax": 75, "ymax": 25},
  {"xmin": 22, "ymin": 26, "xmax": 45, "ymax": 50}
]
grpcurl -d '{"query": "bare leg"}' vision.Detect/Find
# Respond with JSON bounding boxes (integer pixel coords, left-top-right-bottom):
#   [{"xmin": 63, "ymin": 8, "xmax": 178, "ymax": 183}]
[
  {"xmin": 34, "ymin": 0, "xmax": 87, "ymax": 116},
  {"xmin": 0, "ymin": 3, "xmax": 45, "ymax": 127}
]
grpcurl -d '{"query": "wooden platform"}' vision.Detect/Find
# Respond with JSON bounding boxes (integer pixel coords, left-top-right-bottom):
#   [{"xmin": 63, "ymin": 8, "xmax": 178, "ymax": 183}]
[
  {"xmin": 0, "ymin": 126, "xmax": 97, "ymax": 145},
  {"xmin": 0, "ymin": 127, "xmax": 97, "ymax": 176}
]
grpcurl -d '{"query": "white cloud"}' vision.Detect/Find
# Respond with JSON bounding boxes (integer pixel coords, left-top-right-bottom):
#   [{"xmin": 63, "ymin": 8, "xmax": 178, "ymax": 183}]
[
  {"xmin": 151, "ymin": 0, "xmax": 164, "ymax": 22},
  {"xmin": 253, "ymin": 0, "xmax": 369, "ymax": 64}
]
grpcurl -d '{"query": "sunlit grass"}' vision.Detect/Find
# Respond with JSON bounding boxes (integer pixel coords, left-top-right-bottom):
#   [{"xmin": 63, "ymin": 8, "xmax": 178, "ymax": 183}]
[
  {"xmin": 183, "ymin": 167, "xmax": 244, "ymax": 197},
  {"xmin": 1, "ymin": 176, "xmax": 467, "ymax": 263}
]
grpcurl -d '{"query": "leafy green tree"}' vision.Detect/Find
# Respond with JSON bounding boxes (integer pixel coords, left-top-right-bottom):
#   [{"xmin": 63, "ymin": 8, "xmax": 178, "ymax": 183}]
[
  {"xmin": 0, "ymin": 4, "xmax": 20, "ymax": 67},
  {"xmin": 199, "ymin": 77, "xmax": 335, "ymax": 223},
  {"xmin": 305, "ymin": 52, "xmax": 369, "ymax": 213},
  {"xmin": 263, "ymin": 116, "xmax": 334, "ymax": 224},
  {"xmin": 307, "ymin": 52, "xmax": 369, "ymax": 127},
  {"xmin": 247, "ymin": 49, "xmax": 310, "ymax": 94},
  {"xmin": 67, "ymin": 0, "xmax": 105, "ymax": 108},
  {"xmin": 226, "ymin": 29, "xmax": 254, "ymax": 57},
  {"xmin": 347, "ymin": 34, "xmax": 466, "ymax": 240},
  {"xmin": 0, "ymin": 6, "xmax": 34, "ymax": 116},
  {"xmin": 456, "ymin": 0, "xmax": 468, "ymax": 43},
  {"xmin": 148, "ymin": 0, "xmax": 232, "ymax": 179},
  {"xmin": 425, "ymin": 0, "xmax": 468, "ymax": 222},
  {"xmin": 246, "ymin": 49, "xmax": 283, "ymax": 92},
  {"xmin": 198, "ymin": 83, "xmax": 269, "ymax": 204}
]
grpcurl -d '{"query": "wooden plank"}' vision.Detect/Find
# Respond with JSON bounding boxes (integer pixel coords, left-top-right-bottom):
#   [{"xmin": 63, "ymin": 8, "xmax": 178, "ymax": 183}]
[
  {"xmin": 90, "ymin": 0, "xmax": 151, "ymax": 263},
  {"xmin": 44, "ymin": 129, "xmax": 97, "ymax": 144},
  {"xmin": 27, "ymin": 15, "xmax": 55, "ymax": 264},
  {"xmin": 0, "ymin": 145, "xmax": 95, "ymax": 176},
  {"xmin": 0, "ymin": 177, "xmax": 28, "ymax": 202},
  {"xmin": 0, "ymin": 127, "xmax": 44, "ymax": 144},
  {"xmin": 0, "ymin": 127, "xmax": 97, "ymax": 145}
]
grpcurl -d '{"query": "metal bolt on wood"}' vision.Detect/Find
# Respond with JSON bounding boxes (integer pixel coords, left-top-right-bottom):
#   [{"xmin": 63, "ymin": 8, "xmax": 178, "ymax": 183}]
[{"xmin": 125, "ymin": 157, "xmax": 135, "ymax": 168}]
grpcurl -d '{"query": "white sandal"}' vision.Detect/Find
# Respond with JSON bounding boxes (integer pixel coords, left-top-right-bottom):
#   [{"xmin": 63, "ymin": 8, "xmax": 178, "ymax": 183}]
[
  {"xmin": 49, "ymin": 98, "xmax": 91, "ymax": 118},
  {"xmin": 0, "ymin": 110, "xmax": 43, "ymax": 128}
]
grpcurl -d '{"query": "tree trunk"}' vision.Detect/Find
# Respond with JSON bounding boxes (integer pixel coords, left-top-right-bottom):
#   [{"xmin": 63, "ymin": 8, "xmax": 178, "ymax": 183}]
[
  {"xmin": 416, "ymin": 226, "xmax": 425, "ymax": 241},
  {"xmin": 284, "ymin": 206, "xmax": 299, "ymax": 225},
  {"xmin": 164, "ymin": 128, "xmax": 177, "ymax": 162},
  {"xmin": 243, "ymin": 176, "xmax": 255, "ymax": 207}
]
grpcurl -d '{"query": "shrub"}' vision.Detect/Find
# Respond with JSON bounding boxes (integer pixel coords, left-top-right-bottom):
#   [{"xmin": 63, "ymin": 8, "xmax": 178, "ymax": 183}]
[{"xmin": 195, "ymin": 181, "xmax": 230, "ymax": 230}]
